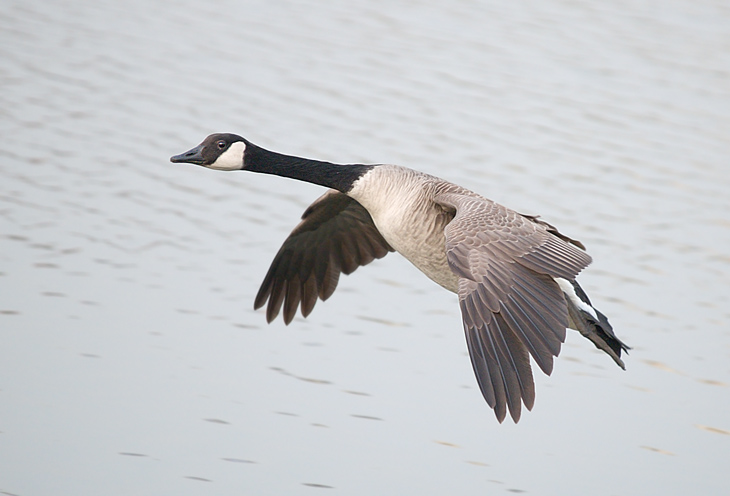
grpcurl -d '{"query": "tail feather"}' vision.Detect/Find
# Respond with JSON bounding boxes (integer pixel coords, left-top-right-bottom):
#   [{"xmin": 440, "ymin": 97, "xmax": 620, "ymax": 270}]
[{"xmin": 558, "ymin": 278, "xmax": 630, "ymax": 368}]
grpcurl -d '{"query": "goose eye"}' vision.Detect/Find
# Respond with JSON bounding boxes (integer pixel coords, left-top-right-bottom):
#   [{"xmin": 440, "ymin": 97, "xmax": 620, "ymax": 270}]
[{"xmin": 216, "ymin": 140, "xmax": 226, "ymax": 149}]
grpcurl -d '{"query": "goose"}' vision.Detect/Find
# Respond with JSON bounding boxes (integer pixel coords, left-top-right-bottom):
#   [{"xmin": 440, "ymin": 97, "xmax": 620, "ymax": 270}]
[{"xmin": 171, "ymin": 133, "xmax": 629, "ymax": 423}]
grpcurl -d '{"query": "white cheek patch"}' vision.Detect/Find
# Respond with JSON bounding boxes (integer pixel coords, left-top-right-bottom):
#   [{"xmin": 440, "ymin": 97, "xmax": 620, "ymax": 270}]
[
  {"xmin": 209, "ymin": 141, "xmax": 246, "ymax": 171},
  {"xmin": 556, "ymin": 277, "xmax": 599, "ymax": 320}
]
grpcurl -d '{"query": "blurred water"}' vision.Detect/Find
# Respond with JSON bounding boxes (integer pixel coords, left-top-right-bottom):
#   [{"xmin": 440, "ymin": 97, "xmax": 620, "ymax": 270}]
[{"xmin": 1, "ymin": 0, "xmax": 729, "ymax": 494}]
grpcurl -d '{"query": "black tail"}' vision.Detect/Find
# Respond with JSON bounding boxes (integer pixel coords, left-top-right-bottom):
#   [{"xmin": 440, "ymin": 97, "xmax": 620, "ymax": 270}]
[{"xmin": 563, "ymin": 280, "xmax": 630, "ymax": 369}]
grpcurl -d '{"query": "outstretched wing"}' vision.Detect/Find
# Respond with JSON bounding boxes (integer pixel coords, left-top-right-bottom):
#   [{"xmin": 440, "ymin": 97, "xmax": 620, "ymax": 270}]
[
  {"xmin": 434, "ymin": 190, "xmax": 592, "ymax": 423},
  {"xmin": 255, "ymin": 189, "xmax": 394, "ymax": 324}
]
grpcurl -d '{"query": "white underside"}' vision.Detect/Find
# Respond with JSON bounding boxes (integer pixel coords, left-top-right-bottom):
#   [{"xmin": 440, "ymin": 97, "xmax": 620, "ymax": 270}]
[{"xmin": 556, "ymin": 277, "xmax": 598, "ymax": 320}]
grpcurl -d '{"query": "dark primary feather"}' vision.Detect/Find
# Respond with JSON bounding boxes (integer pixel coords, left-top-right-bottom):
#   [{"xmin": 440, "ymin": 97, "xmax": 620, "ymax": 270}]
[
  {"xmin": 254, "ymin": 189, "xmax": 394, "ymax": 324},
  {"xmin": 434, "ymin": 189, "xmax": 592, "ymax": 422}
]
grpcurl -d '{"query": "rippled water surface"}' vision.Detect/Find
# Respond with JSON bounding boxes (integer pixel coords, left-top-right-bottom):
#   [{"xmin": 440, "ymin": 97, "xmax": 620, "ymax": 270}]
[{"xmin": 2, "ymin": 0, "xmax": 730, "ymax": 494}]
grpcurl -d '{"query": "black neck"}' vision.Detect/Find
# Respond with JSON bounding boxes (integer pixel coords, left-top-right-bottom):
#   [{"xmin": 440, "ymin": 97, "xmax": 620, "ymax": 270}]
[{"xmin": 243, "ymin": 143, "xmax": 373, "ymax": 193}]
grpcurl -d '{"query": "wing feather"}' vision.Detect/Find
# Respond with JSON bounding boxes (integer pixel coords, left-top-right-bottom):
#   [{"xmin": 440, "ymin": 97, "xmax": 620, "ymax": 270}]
[
  {"xmin": 435, "ymin": 188, "xmax": 590, "ymax": 422},
  {"xmin": 255, "ymin": 189, "xmax": 394, "ymax": 323}
]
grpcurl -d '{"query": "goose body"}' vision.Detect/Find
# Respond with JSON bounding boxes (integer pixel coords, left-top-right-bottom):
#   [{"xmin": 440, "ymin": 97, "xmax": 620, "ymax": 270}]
[
  {"xmin": 350, "ymin": 165, "xmax": 458, "ymax": 291},
  {"xmin": 171, "ymin": 133, "xmax": 629, "ymax": 423}
]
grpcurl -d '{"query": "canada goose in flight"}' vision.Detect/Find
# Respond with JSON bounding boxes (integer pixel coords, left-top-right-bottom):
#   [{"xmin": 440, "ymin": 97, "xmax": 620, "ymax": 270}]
[{"xmin": 171, "ymin": 133, "xmax": 629, "ymax": 423}]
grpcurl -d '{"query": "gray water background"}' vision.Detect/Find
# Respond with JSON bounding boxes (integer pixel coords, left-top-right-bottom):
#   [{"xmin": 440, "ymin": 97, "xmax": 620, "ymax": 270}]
[{"xmin": 2, "ymin": 0, "xmax": 730, "ymax": 494}]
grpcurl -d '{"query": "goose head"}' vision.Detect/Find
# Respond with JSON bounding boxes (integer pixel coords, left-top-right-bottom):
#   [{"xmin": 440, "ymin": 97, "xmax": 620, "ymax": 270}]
[{"xmin": 170, "ymin": 133, "xmax": 247, "ymax": 171}]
